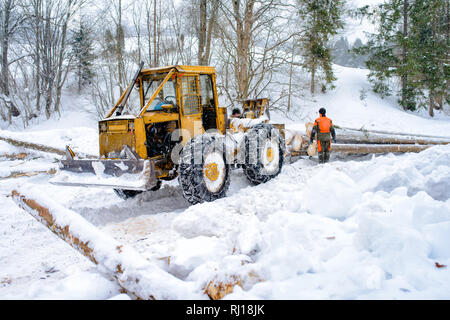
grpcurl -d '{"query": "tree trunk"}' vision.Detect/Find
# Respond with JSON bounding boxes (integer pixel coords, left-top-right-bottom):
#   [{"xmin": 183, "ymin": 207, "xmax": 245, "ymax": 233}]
[
  {"xmin": 401, "ymin": 0, "xmax": 408, "ymax": 110},
  {"xmin": 198, "ymin": 0, "xmax": 217, "ymax": 66},
  {"xmin": 34, "ymin": 0, "xmax": 42, "ymax": 113},
  {"xmin": 198, "ymin": 0, "xmax": 207, "ymax": 65},
  {"xmin": 233, "ymin": 0, "xmax": 254, "ymax": 101},
  {"xmin": 153, "ymin": 0, "xmax": 158, "ymax": 66},
  {"xmin": 146, "ymin": 3, "xmax": 152, "ymax": 66},
  {"xmin": 1, "ymin": 0, "xmax": 11, "ymax": 97},
  {"xmin": 43, "ymin": 4, "xmax": 53, "ymax": 119},
  {"xmin": 287, "ymin": 41, "xmax": 295, "ymax": 112},
  {"xmin": 310, "ymin": 59, "xmax": 316, "ymax": 95},
  {"xmin": 116, "ymin": 0, "xmax": 124, "ymax": 92},
  {"xmin": 429, "ymin": 94, "xmax": 435, "ymax": 117},
  {"xmin": 54, "ymin": 1, "xmax": 72, "ymax": 115}
]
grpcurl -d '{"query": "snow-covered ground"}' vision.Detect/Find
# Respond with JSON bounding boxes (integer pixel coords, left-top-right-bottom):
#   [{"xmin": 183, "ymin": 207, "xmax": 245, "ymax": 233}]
[{"xmin": 1, "ymin": 64, "xmax": 449, "ymax": 299}]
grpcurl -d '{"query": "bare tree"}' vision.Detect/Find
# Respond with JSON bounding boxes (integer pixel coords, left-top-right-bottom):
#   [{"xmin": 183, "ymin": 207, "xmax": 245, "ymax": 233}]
[
  {"xmin": 0, "ymin": 0, "xmax": 25, "ymax": 122},
  {"xmin": 215, "ymin": 0, "xmax": 298, "ymax": 107},
  {"xmin": 196, "ymin": 0, "xmax": 218, "ymax": 65}
]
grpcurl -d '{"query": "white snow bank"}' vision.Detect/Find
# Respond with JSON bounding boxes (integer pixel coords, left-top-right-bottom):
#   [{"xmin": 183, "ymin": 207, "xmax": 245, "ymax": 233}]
[
  {"xmin": 302, "ymin": 167, "xmax": 363, "ymax": 219},
  {"xmin": 170, "ymin": 145, "xmax": 450, "ymax": 299},
  {"xmin": 27, "ymin": 271, "xmax": 118, "ymax": 300}
]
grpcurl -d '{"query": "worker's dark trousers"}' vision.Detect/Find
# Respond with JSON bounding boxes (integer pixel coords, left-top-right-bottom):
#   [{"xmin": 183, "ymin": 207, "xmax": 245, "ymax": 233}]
[{"xmin": 318, "ymin": 140, "xmax": 331, "ymax": 164}]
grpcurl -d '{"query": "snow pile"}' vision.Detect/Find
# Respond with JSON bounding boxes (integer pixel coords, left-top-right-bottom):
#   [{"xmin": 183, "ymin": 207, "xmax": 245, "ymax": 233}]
[{"xmin": 169, "ymin": 145, "xmax": 450, "ymax": 299}]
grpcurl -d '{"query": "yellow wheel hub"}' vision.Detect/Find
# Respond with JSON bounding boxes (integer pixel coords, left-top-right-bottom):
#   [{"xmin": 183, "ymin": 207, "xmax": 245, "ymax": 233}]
[
  {"xmin": 266, "ymin": 147, "xmax": 274, "ymax": 162},
  {"xmin": 204, "ymin": 162, "xmax": 219, "ymax": 181}
]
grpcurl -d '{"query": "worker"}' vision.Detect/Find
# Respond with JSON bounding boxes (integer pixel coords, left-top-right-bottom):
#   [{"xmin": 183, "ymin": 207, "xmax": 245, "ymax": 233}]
[
  {"xmin": 310, "ymin": 107, "xmax": 336, "ymax": 164},
  {"xmin": 227, "ymin": 108, "xmax": 242, "ymax": 130},
  {"xmin": 230, "ymin": 108, "xmax": 242, "ymax": 118}
]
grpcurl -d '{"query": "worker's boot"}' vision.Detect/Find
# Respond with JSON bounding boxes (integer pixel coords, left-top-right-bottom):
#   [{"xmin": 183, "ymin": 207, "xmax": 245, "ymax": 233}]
[
  {"xmin": 324, "ymin": 151, "xmax": 330, "ymax": 163},
  {"xmin": 318, "ymin": 153, "xmax": 324, "ymax": 164}
]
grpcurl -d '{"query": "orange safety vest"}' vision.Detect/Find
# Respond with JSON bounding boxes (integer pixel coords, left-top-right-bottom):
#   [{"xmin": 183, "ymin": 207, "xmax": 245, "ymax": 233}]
[
  {"xmin": 315, "ymin": 116, "xmax": 333, "ymax": 133},
  {"xmin": 315, "ymin": 116, "xmax": 333, "ymax": 152}
]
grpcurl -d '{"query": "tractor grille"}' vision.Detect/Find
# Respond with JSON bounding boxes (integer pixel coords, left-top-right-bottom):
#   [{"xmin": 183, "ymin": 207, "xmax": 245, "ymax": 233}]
[{"xmin": 99, "ymin": 120, "xmax": 135, "ymax": 158}]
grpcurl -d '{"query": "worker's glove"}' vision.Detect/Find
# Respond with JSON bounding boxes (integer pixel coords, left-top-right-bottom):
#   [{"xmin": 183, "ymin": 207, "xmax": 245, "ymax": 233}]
[{"xmin": 309, "ymin": 139, "xmax": 314, "ymax": 144}]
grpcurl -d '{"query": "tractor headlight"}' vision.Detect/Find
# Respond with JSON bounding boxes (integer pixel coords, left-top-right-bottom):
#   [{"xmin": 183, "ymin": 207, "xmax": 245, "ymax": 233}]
[
  {"xmin": 128, "ymin": 122, "xmax": 135, "ymax": 131},
  {"xmin": 100, "ymin": 122, "xmax": 107, "ymax": 132}
]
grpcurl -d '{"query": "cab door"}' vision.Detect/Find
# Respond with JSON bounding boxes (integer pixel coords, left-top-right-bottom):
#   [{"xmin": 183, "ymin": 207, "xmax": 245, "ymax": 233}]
[{"xmin": 178, "ymin": 74, "xmax": 204, "ymax": 145}]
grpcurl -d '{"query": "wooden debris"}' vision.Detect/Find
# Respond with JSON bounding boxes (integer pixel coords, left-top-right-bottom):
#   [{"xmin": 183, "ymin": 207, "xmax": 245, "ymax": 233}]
[
  {"xmin": 307, "ymin": 140, "xmax": 318, "ymax": 156},
  {"xmin": 204, "ymin": 277, "xmax": 241, "ymax": 300},
  {"xmin": 0, "ymin": 136, "xmax": 66, "ymax": 156},
  {"xmin": 0, "ymin": 152, "xmax": 29, "ymax": 160},
  {"xmin": 0, "ymin": 135, "xmax": 96, "ymax": 158},
  {"xmin": 0, "ymin": 169, "xmax": 56, "ymax": 181}
]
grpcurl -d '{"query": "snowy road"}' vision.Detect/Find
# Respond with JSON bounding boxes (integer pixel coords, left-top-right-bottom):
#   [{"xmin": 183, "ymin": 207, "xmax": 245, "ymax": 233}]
[{"xmin": 1, "ymin": 141, "xmax": 449, "ymax": 299}]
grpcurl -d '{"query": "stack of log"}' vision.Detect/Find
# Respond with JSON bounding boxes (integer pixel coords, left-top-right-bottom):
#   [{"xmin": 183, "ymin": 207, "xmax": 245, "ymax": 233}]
[{"xmin": 285, "ymin": 123, "xmax": 450, "ymax": 157}]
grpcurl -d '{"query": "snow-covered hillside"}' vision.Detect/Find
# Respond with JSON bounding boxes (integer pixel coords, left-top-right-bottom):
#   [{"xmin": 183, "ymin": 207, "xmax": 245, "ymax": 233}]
[{"xmin": 1, "ymin": 65, "xmax": 449, "ymax": 299}]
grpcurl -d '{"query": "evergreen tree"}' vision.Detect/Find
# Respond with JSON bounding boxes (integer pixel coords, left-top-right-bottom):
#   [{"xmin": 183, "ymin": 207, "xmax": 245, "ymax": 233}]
[
  {"xmin": 331, "ymin": 37, "xmax": 351, "ymax": 66},
  {"xmin": 297, "ymin": 0, "xmax": 345, "ymax": 94},
  {"xmin": 409, "ymin": 0, "xmax": 449, "ymax": 116},
  {"xmin": 351, "ymin": 38, "xmax": 367, "ymax": 68},
  {"xmin": 355, "ymin": 1, "xmax": 417, "ymax": 109},
  {"xmin": 72, "ymin": 20, "xmax": 95, "ymax": 93},
  {"xmin": 331, "ymin": 37, "xmax": 368, "ymax": 68},
  {"xmin": 355, "ymin": 0, "xmax": 449, "ymax": 113}
]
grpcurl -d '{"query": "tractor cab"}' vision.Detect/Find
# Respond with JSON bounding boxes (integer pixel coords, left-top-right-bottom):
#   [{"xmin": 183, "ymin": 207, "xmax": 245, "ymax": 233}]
[
  {"xmin": 98, "ymin": 65, "xmax": 228, "ymax": 160},
  {"xmin": 50, "ymin": 63, "xmax": 285, "ymax": 204}
]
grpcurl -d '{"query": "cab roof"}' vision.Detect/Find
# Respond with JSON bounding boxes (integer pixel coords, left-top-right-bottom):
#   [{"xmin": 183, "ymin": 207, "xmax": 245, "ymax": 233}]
[{"xmin": 140, "ymin": 65, "xmax": 216, "ymax": 75}]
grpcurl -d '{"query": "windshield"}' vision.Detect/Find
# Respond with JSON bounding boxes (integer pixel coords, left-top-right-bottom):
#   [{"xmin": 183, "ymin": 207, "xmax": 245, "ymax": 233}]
[
  {"xmin": 142, "ymin": 76, "xmax": 176, "ymax": 111},
  {"xmin": 121, "ymin": 72, "xmax": 176, "ymax": 116}
]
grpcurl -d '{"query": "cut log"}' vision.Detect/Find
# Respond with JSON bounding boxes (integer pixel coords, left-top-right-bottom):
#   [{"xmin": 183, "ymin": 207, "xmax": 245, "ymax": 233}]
[
  {"xmin": 335, "ymin": 129, "xmax": 450, "ymax": 145},
  {"xmin": 332, "ymin": 143, "xmax": 431, "ymax": 154},
  {"xmin": 0, "ymin": 136, "xmax": 66, "ymax": 156},
  {"xmin": 0, "ymin": 135, "xmax": 97, "ymax": 158},
  {"xmin": 339, "ymin": 126, "xmax": 450, "ymax": 140},
  {"xmin": 305, "ymin": 122, "xmax": 314, "ymax": 139},
  {"xmin": 0, "ymin": 169, "xmax": 56, "ymax": 181},
  {"xmin": 11, "ymin": 188, "xmax": 204, "ymax": 300},
  {"xmin": 307, "ymin": 140, "xmax": 317, "ymax": 156},
  {"xmin": 0, "ymin": 152, "xmax": 29, "ymax": 160}
]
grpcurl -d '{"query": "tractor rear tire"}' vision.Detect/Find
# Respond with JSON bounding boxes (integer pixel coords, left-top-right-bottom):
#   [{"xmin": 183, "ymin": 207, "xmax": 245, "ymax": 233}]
[
  {"xmin": 178, "ymin": 134, "xmax": 230, "ymax": 205},
  {"xmin": 240, "ymin": 123, "xmax": 285, "ymax": 185}
]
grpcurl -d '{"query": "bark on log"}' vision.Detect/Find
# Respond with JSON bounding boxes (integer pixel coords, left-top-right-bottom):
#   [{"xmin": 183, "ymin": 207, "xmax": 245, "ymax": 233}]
[
  {"xmin": 332, "ymin": 143, "xmax": 431, "ymax": 154},
  {"xmin": 335, "ymin": 130, "xmax": 450, "ymax": 145},
  {"xmin": 338, "ymin": 126, "xmax": 450, "ymax": 140},
  {"xmin": 0, "ymin": 135, "xmax": 66, "ymax": 155},
  {"xmin": 0, "ymin": 135, "xmax": 96, "ymax": 158},
  {"xmin": 11, "ymin": 188, "xmax": 204, "ymax": 300},
  {"xmin": 0, "ymin": 169, "xmax": 56, "ymax": 180}
]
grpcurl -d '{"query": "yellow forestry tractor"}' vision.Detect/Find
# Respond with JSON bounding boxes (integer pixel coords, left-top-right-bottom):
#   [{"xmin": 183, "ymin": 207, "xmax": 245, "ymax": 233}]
[{"xmin": 50, "ymin": 63, "xmax": 287, "ymax": 204}]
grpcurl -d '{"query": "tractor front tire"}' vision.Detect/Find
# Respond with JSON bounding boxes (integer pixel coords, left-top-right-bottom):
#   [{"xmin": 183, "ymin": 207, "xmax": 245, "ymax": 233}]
[
  {"xmin": 178, "ymin": 134, "xmax": 230, "ymax": 205},
  {"xmin": 240, "ymin": 123, "xmax": 285, "ymax": 185}
]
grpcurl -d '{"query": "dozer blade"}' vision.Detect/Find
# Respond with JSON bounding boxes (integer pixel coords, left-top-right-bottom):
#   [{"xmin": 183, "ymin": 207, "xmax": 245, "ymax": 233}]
[{"xmin": 49, "ymin": 158, "xmax": 157, "ymax": 191}]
